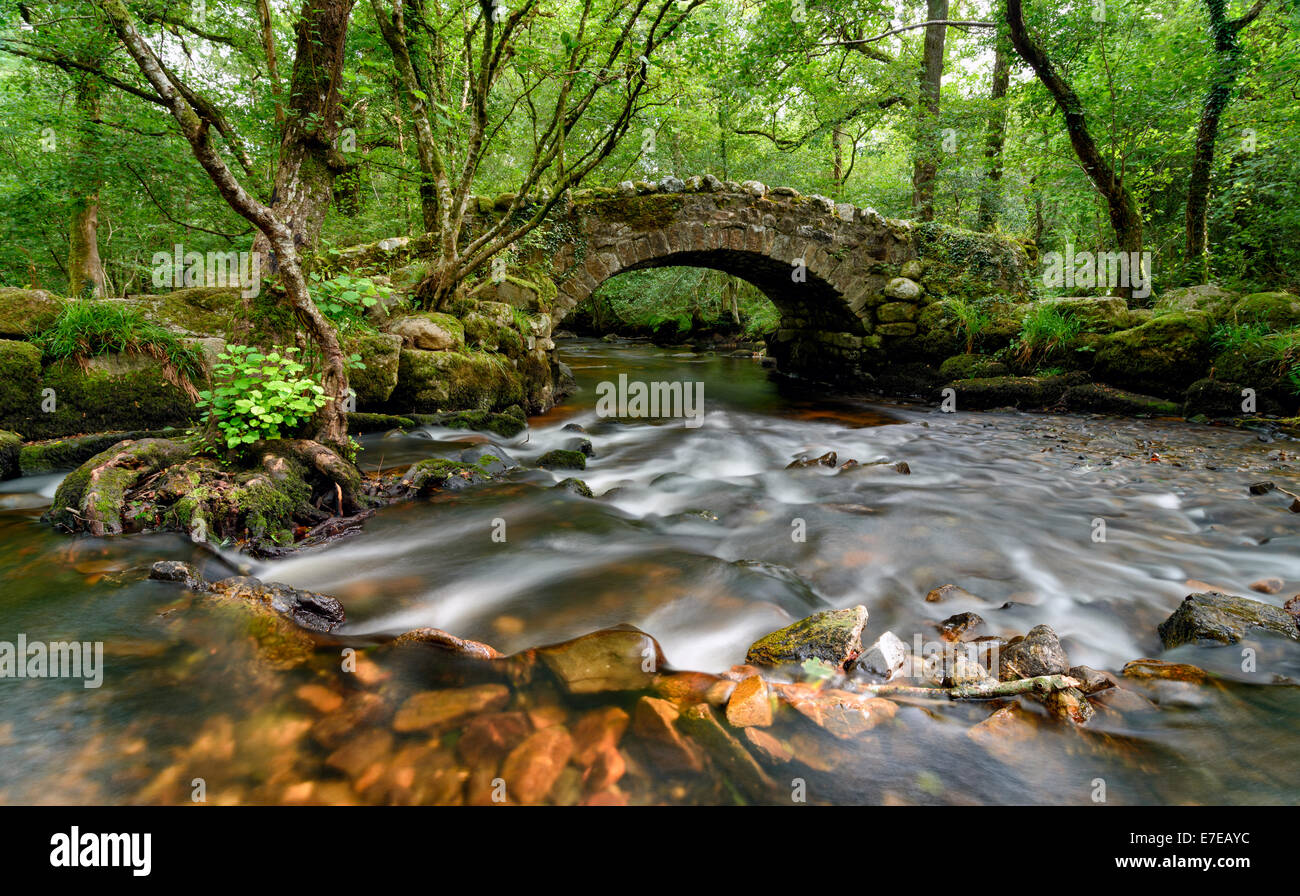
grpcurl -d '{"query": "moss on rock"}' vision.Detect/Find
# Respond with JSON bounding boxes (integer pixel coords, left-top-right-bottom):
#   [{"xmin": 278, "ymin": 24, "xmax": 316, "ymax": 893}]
[
  {"xmin": 537, "ymin": 449, "xmax": 587, "ymax": 471},
  {"xmin": 1062, "ymin": 383, "xmax": 1180, "ymax": 417},
  {"xmin": 1228, "ymin": 292, "xmax": 1300, "ymax": 330},
  {"xmin": 947, "ymin": 372, "xmax": 1086, "ymax": 409},
  {"xmin": 0, "ymin": 339, "xmax": 42, "ymax": 424},
  {"xmin": 391, "ymin": 348, "xmax": 524, "ymax": 412},
  {"xmin": 343, "ymin": 330, "xmax": 402, "ymax": 408},
  {"xmin": 0, "ymin": 430, "xmax": 20, "ymax": 480},
  {"xmin": 1092, "ymin": 311, "xmax": 1214, "ymax": 394},
  {"xmin": 20, "ymin": 428, "xmax": 182, "ymax": 475},
  {"xmin": 939, "ymin": 353, "xmax": 1009, "ymax": 380},
  {"xmin": 15, "ymin": 356, "xmax": 195, "ymax": 440},
  {"xmin": 0, "ymin": 288, "xmax": 66, "ymax": 338}
]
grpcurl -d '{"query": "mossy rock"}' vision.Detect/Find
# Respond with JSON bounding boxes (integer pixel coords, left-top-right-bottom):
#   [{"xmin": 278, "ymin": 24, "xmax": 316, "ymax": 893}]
[
  {"xmin": 390, "ymin": 349, "xmax": 524, "ymax": 412},
  {"xmin": 19, "ymin": 428, "xmax": 182, "ymax": 475},
  {"xmin": 0, "ymin": 339, "xmax": 42, "ymax": 424},
  {"xmin": 913, "ymin": 222, "xmax": 1032, "ymax": 296},
  {"xmin": 1039, "ymin": 296, "xmax": 1131, "ymax": 332},
  {"xmin": 1092, "ymin": 312, "xmax": 1214, "ymax": 395},
  {"xmin": 744, "ymin": 605, "xmax": 869, "ymax": 670},
  {"xmin": 555, "ymin": 477, "xmax": 593, "ymax": 497},
  {"xmin": 947, "ymin": 372, "xmax": 1087, "ymax": 410},
  {"xmin": 14, "ymin": 356, "xmax": 195, "ymax": 440},
  {"xmin": 1228, "ymin": 292, "xmax": 1300, "ymax": 330},
  {"xmin": 1061, "ymin": 383, "xmax": 1180, "ymax": 417},
  {"xmin": 1154, "ymin": 284, "xmax": 1236, "ymax": 315},
  {"xmin": 536, "ymin": 449, "xmax": 586, "ymax": 471},
  {"xmin": 346, "ymin": 412, "xmax": 415, "ymax": 433},
  {"xmin": 939, "ymin": 353, "xmax": 1009, "ymax": 380},
  {"xmin": 0, "ymin": 430, "xmax": 20, "ymax": 481},
  {"xmin": 0, "ymin": 288, "xmax": 66, "ymax": 338},
  {"xmin": 421, "ymin": 409, "xmax": 526, "ymax": 438},
  {"xmin": 401, "ymin": 457, "xmax": 492, "ymax": 494},
  {"xmin": 125, "ymin": 287, "xmax": 251, "ymax": 340},
  {"xmin": 343, "ymin": 330, "xmax": 402, "ymax": 408}
]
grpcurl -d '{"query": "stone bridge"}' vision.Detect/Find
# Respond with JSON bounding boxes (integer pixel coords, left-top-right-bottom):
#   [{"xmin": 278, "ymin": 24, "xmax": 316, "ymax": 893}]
[
  {"xmin": 533, "ymin": 177, "xmax": 1030, "ymax": 379},
  {"xmin": 347, "ymin": 175, "xmax": 1033, "ymax": 383}
]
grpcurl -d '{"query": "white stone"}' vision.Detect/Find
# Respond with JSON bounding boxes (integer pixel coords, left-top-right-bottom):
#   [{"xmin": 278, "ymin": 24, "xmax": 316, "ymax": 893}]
[{"xmin": 854, "ymin": 631, "xmax": 908, "ymax": 679}]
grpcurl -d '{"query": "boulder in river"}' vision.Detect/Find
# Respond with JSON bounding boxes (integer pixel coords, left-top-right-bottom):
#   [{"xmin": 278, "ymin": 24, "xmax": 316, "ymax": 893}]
[
  {"xmin": 537, "ymin": 626, "xmax": 665, "ymax": 694},
  {"xmin": 1157, "ymin": 591, "xmax": 1300, "ymax": 648},
  {"xmin": 997, "ymin": 624, "xmax": 1069, "ymax": 681},
  {"xmin": 744, "ymin": 605, "xmax": 868, "ymax": 670}
]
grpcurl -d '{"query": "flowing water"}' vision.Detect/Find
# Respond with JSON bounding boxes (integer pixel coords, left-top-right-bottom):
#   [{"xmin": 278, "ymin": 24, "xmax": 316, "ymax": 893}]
[{"xmin": 1, "ymin": 337, "xmax": 1298, "ymax": 805}]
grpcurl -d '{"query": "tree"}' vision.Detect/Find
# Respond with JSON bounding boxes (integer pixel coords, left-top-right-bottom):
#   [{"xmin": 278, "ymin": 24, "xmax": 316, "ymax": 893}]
[
  {"xmin": 975, "ymin": 26, "xmax": 1012, "ymax": 232},
  {"xmin": 369, "ymin": 0, "xmax": 705, "ymax": 310},
  {"xmin": 911, "ymin": 0, "xmax": 949, "ymax": 221},
  {"xmin": 96, "ymin": 0, "xmax": 355, "ymax": 447},
  {"xmin": 1183, "ymin": 0, "xmax": 1268, "ymax": 272},
  {"xmin": 1006, "ymin": 0, "xmax": 1145, "ymax": 284}
]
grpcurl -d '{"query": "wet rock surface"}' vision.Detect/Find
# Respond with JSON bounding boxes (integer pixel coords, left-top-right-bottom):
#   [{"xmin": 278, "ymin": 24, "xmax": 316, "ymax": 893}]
[{"xmin": 1157, "ymin": 591, "xmax": 1300, "ymax": 647}]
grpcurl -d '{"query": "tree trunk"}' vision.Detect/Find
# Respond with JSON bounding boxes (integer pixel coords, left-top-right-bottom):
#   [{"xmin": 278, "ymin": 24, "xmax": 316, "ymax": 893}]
[
  {"xmin": 975, "ymin": 29, "xmax": 1011, "ymax": 232},
  {"xmin": 1184, "ymin": 0, "xmax": 1265, "ymax": 275},
  {"xmin": 911, "ymin": 0, "xmax": 949, "ymax": 222},
  {"xmin": 251, "ymin": 0, "xmax": 357, "ymax": 276},
  {"xmin": 68, "ymin": 79, "xmax": 108, "ymax": 298},
  {"xmin": 1006, "ymin": 0, "xmax": 1144, "ymax": 288}
]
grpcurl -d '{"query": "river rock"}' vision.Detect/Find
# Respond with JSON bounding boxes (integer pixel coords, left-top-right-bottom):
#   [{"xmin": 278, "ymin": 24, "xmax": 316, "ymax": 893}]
[
  {"xmin": 744, "ymin": 605, "xmax": 868, "ymax": 670},
  {"xmin": 148, "ymin": 560, "xmax": 211, "ymax": 593},
  {"xmin": 1157, "ymin": 592, "xmax": 1300, "ymax": 647},
  {"xmin": 390, "ymin": 312, "xmax": 465, "ymax": 351},
  {"xmin": 209, "ymin": 575, "xmax": 347, "ymax": 633},
  {"xmin": 997, "ymin": 624, "xmax": 1069, "ymax": 681},
  {"xmin": 570, "ymin": 707, "xmax": 629, "ymax": 767},
  {"xmin": 500, "ymin": 726, "xmax": 574, "ymax": 805},
  {"xmin": 392, "ymin": 684, "xmax": 511, "ymax": 732},
  {"xmin": 1068, "ymin": 665, "xmax": 1115, "ymax": 694},
  {"xmin": 724, "ymin": 675, "xmax": 773, "ymax": 727},
  {"xmin": 925, "ymin": 583, "xmax": 977, "ymax": 603},
  {"xmin": 633, "ymin": 696, "xmax": 704, "ymax": 772},
  {"xmin": 850, "ymin": 630, "xmax": 907, "ymax": 680},
  {"xmin": 392, "ymin": 626, "xmax": 502, "ymax": 660},
  {"xmin": 677, "ymin": 703, "xmax": 776, "ymax": 798},
  {"xmin": 457, "ymin": 712, "xmax": 533, "ymax": 762},
  {"xmin": 537, "ymin": 627, "xmax": 665, "ymax": 694},
  {"xmin": 1120, "ymin": 658, "xmax": 1208, "ymax": 684},
  {"xmin": 939, "ymin": 611, "xmax": 984, "ymax": 641}
]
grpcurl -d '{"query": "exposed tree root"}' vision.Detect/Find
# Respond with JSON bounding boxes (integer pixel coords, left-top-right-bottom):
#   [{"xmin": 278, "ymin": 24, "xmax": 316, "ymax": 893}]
[{"xmin": 47, "ymin": 436, "xmax": 378, "ymax": 555}]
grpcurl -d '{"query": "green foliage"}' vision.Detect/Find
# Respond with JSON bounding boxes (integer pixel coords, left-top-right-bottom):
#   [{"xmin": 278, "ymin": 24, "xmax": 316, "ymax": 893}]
[
  {"xmin": 1013, "ymin": 304, "xmax": 1082, "ymax": 367},
  {"xmin": 946, "ymin": 297, "xmax": 992, "ymax": 354},
  {"xmin": 35, "ymin": 299, "xmax": 205, "ymax": 387},
  {"xmin": 194, "ymin": 345, "xmax": 327, "ymax": 453},
  {"xmin": 1212, "ymin": 320, "xmax": 1273, "ymax": 353},
  {"xmin": 308, "ymin": 273, "xmax": 391, "ymax": 332}
]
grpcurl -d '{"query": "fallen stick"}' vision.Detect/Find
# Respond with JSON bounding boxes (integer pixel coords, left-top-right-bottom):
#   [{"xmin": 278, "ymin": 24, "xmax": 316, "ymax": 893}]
[{"xmin": 863, "ymin": 674, "xmax": 1081, "ymax": 701}]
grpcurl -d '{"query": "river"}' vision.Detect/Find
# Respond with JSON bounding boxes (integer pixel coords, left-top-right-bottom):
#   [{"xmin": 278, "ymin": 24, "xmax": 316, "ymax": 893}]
[{"xmin": 1, "ymin": 337, "xmax": 1297, "ymax": 804}]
